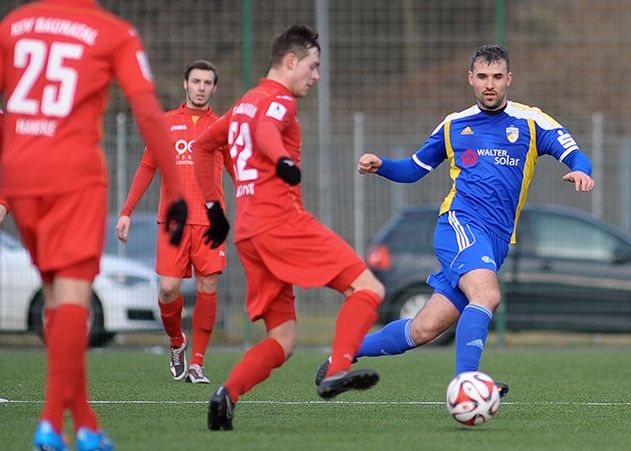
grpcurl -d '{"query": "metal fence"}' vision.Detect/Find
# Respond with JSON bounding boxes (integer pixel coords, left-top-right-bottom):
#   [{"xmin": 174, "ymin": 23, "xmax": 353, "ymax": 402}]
[{"xmin": 2, "ymin": 0, "xmax": 631, "ymax": 346}]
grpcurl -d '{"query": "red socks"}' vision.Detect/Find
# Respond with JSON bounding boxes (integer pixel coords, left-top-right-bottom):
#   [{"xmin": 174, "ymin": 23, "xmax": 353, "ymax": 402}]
[
  {"xmin": 41, "ymin": 303, "xmax": 97, "ymax": 432},
  {"xmin": 326, "ymin": 290, "xmax": 381, "ymax": 377},
  {"xmin": 159, "ymin": 294, "xmax": 184, "ymax": 347},
  {"xmin": 190, "ymin": 292, "xmax": 217, "ymax": 366},
  {"xmin": 224, "ymin": 338, "xmax": 285, "ymax": 402}
]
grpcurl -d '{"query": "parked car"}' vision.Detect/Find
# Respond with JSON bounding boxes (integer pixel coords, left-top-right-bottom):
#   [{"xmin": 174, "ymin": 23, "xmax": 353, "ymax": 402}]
[
  {"xmin": 366, "ymin": 204, "xmax": 631, "ymax": 344},
  {"xmin": 105, "ymin": 212, "xmax": 197, "ymax": 322},
  {"xmin": 0, "ymin": 230, "xmax": 161, "ymax": 346}
]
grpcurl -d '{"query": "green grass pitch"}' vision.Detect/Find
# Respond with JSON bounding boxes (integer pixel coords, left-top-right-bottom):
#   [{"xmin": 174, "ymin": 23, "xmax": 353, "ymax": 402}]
[{"xmin": 1, "ymin": 348, "xmax": 630, "ymax": 450}]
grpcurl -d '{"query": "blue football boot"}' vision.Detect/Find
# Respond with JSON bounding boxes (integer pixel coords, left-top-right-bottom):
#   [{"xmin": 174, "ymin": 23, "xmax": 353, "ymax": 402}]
[
  {"xmin": 33, "ymin": 420, "xmax": 68, "ymax": 451},
  {"xmin": 75, "ymin": 427, "xmax": 114, "ymax": 451}
]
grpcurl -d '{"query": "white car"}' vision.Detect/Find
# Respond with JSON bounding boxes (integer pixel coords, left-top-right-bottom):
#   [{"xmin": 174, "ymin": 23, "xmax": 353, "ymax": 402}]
[{"xmin": 0, "ymin": 230, "xmax": 161, "ymax": 346}]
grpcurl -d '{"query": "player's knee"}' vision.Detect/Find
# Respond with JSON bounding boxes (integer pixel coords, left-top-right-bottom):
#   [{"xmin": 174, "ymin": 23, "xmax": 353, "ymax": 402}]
[
  {"xmin": 409, "ymin": 316, "xmax": 445, "ymax": 346},
  {"xmin": 196, "ymin": 274, "xmax": 218, "ymax": 293},
  {"xmin": 479, "ymin": 292, "xmax": 501, "ymax": 312},
  {"xmin": 356, "ymin": 274, "xmax": 385, "ymax": 300},
  {"xmin": 159, "ymin": 284, "xmax": 180, "ymax": 301}
]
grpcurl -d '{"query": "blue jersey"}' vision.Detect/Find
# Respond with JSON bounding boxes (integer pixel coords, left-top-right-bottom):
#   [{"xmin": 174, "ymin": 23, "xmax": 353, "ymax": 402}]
[{"xmin": 377, "ymin": 101, "xmax": 592, "ymax": 243}]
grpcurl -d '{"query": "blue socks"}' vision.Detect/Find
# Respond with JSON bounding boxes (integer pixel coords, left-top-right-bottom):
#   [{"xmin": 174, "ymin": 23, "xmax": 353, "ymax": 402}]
[
  {"xmin": 355, "ymin": 319, "xmax": 416, "ymax": 358},
  {"xmin": 455, "ymin": 304, "xmax": 493, "ymax": 375}
]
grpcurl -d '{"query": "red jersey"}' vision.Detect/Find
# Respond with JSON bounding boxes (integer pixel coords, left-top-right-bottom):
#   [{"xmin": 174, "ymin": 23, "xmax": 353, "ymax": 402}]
[
  {"xmin": 195, "ymin": 78, "xmax": 304, "ymax": 242},
  {"xmin": 0, "ymin": 0, "xmax": 158, "ymax": 196},
  {"xmin": 121, "ymin": 105, "xmax": 224, "ymax": 225}
]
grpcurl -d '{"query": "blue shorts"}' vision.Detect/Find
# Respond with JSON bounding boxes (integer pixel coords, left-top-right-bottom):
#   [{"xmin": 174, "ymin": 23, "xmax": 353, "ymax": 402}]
[{"xmin": 427, "ymin": 210, "xmax": 510, "ymax": 313}]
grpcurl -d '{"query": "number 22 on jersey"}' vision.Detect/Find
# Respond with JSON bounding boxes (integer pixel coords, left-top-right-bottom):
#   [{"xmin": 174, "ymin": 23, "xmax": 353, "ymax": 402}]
[{"xmin": 228, "ymin": 121, "xmax": 258, "ymax": 182}]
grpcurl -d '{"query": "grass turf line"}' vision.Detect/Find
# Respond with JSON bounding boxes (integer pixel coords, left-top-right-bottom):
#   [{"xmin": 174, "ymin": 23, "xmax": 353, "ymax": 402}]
[{"xmin": 1, "ymin": 349, "xmax": 629, "ymax": 451}]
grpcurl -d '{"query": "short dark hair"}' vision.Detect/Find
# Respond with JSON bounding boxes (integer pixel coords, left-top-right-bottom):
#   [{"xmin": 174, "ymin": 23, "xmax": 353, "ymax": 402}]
[
  {"xmin": 269, "ymin": 25, "xmax": 320, "ymax": 68},
  {"xmin": 184, "ymin": 60, "xmax": 219, "ymax": 85},
  {"xmin": 470, "ymin": 45, "xmax": 510, "ymax": 72}
]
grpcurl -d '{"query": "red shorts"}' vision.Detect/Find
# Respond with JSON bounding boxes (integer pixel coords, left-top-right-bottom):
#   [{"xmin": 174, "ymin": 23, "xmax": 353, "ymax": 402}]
[
  {"xmin": 156, "ymin": 223, "xmax": 227, "ymax": 278},
  {"xmin": 236, "ymin": 213, "xmax": 366, "ymax": 326},
  {"xmin": 9, "ymin": 185, "xmax": 107, "ymax": 282}
]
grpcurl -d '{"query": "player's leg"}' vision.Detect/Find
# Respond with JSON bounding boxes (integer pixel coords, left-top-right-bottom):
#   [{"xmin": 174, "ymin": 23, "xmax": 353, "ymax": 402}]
[
  {"xmin": 314, "ymin": 291, "xmax": 459, "ymax": 386},
  {"xmin": 158, "ymin": 276, "xmax": 188, "ymax": 380},
  {"xmin": 208, "ymin": 239, "xmax": 291, "ymax": 431},
  {"xmin": 188, "ymin": 226, "xmax": 227, "ymax": 383},
  {"xmin": 187, "ymin": 273, "xmax": 218, "ymax": 384},
  {"xmin": 455, "ymin": 269, "xmax": 500, "ymax": 374},
  {"xmin": 359, "ymin": 291, "xmax": 460, "ymax": 357},
  {"xmin": 326, "ymin": 268, "xmax": 383, "ymax": 376},
  {"xmin": 12, "ymin": 190, "xmax": 112, "ymax": 449},
  {"xmin": 52, "ymin": 275, "xmax": 112, "ymax": 450},
  {"xmin": 156, "ymin": 224, "xmax": 192, "ymax": 380},
  {"xmin": 209, "ymin": 318, "xmax": 292, "ymax": 431},
  {"xmin": 436, "ymin": 211, "xmax": 509, "ymax": 395}
]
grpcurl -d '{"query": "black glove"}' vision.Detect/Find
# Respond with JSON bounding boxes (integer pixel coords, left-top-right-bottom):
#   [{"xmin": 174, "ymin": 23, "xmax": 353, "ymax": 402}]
[
  {"xmin": 276, "ymin": 156, "xmax": 301, "ymax": 186},
  {"xmin": 165, "ymin": 198, "xmax": 188, "ymax": 246},
  {"xmin": 203, "ymin": 201, "xmax": 230, "ymax": 249}
]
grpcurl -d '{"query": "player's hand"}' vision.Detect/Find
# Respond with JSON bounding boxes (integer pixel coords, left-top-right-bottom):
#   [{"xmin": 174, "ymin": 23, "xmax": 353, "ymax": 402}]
[
  {"xmin": 358, "ymin": 153, "xmax": 382, "ymax": 174},
  {"xmin": 0, "ymin": 204, "xmax": 7, "ymax": 225},
  {"xmin": 165, "ymin": 198, "xmax": 188, "ymax": 246},
  {"xmin": 115, "ymin": 215, "xmax": 131, "ymax": 243},
  {"xmin": 563, "ymin": 171, "xmax": 595, "ymax": 192},
  {"xmin": 203, "ymin": 201, "xmax": 230, "ymax": 249},
  {"xmin": 276, "ymin": 157, "xmax": 301, "ymax": 185}
]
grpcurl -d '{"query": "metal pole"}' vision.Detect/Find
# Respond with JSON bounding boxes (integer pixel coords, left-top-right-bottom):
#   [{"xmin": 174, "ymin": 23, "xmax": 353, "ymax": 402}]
[
  {"xmin": 495, "ymin": 0, "xmax": 505, "ymax": 46},
  {"xmin": 242, "ymin": 0, "xmax": 254, "ymax": 348},
  {"xmin": 116, "ymin": 113, "xmax": 127, "ymax": 259},
  {"xmin": 494, "ymin": 0, "xmax": 506, "ymax": 349},
  {"xmin": 353, "ymin": 112, "xmax": 365, "ymax": 257},
  {"xmin": 591, "ymin": 112, "xmax": 604, "ymax": 218},
  {"xmin": 620, "ymin": 138, "xmax": 631, "ymax": 231},
  {"xmin": 316, "ymin": 0, "xmax": 332, "ymax": 226}
]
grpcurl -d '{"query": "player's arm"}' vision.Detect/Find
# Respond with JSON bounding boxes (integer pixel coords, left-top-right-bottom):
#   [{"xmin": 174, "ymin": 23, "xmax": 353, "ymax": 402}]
[
  {"xmin": 116, "ymin": 149, "xmax": 157, "ymax": 243},
  {"xmin": 112, "ymin": 28, "xmax": 187, "ymax": 245},
  {"xmin": 255, "ymin": 99, "xmax": 300, "ymax": 185},
  {"xmin": 193, "ymin": 115, "xmax": 230, "ymax": 249},
  {"xmin": 537, "ymin": 124, "xmax": 595, "ymax": 192},
  {"xmin": 194, "ymin": 114, "xmax": 230, "ymax": 201},
  {"xmin": 362, "ymin": 126, "xmax": 446, "ymax": 183},
  {"xmin": 127, "ymin": 92, "xmax": 187, "ymax": 245}
]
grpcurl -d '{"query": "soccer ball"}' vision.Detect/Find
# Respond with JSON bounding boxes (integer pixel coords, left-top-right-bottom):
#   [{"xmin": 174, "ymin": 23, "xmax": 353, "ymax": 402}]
[{"xmin": 445, "ymin": 371, "xmax": 500, "ymax": 426}]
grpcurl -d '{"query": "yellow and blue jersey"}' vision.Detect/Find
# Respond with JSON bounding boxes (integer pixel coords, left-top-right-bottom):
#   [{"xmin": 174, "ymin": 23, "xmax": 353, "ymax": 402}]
[{"xmin": 377, "ymin": 101, "xmax": 592, "ymax": 243}]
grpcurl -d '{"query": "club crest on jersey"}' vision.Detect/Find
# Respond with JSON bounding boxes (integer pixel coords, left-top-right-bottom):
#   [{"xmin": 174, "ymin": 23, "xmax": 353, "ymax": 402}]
[{"xmin": 506, "ymin": 125, "xmax": 519, "ymax": 143}]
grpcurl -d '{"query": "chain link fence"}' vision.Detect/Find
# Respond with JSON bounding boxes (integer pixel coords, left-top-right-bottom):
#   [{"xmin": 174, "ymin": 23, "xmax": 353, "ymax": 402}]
[{"xmin": 2, "ymin": 0, "xmax": 631, "ymax": 346}]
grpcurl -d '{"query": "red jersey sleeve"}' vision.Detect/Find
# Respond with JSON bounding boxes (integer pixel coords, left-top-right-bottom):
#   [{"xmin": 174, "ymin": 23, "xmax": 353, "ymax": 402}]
[
  {"xmin": 120, "ymin": 148, "xmax": 157, "ymax": 216},
  {"xmin": 254, "ymin": 96, "xmax": 297, "ymax": 162},
  {"xmin": 111, "ymin": 27, "xmax": 155, "ymax": 97},
  {"xmin": 112, "ymin": 25, "xmax": 182, "ymax": 201},
  {"xmin": 128, "ymin": 91, "xmax": 182, "ymax": 201},
  {"xmin": 193, "ymin": 113, "xmax": 230, "ymax": 201}
]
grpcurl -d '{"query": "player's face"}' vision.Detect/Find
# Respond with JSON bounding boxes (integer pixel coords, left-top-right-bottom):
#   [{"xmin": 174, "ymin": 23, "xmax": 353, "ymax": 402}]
[
  {"xmin": 288, "ymin": 47, "xmax": 320, "ymax": 98},
  {"xmin": 468, "ymin": 60, "xmax": 512, "ymax": 111},
  {"xmin": 184, "ymin": 69, "xmax": 217, "ymax": 109}
]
